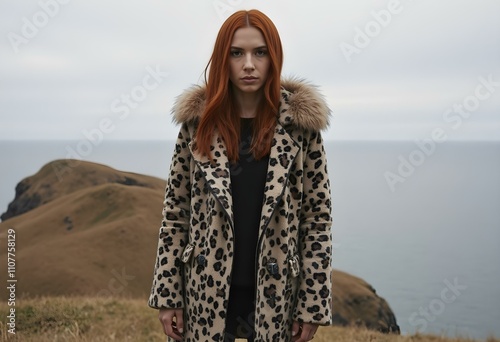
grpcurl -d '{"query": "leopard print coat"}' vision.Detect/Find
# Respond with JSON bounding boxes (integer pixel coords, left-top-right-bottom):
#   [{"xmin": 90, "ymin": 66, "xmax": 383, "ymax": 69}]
[{"xmin": 148, "ymin": 78, "xmax": 333, "ymax": 341}]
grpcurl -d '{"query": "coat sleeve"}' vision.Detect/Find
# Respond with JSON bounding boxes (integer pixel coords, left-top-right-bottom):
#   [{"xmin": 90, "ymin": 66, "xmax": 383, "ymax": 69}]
[
  {"xmin": 293, "ymin": 130, "xmax": 333, "ymax": 325},
  {"xmin": 148, "ymin": 123, "xmax": 192, "ymax": 309}
]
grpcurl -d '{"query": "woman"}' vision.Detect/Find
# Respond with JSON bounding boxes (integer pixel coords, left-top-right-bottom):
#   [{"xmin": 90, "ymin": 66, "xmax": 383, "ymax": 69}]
[{"xmin": 148, "ymin": 9, "xmax": 333, "ymax": 342}]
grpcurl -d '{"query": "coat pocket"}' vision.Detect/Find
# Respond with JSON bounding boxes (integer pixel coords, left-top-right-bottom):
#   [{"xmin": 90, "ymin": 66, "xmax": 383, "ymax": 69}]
[{"xmin": 181, "ymin": 242, "xmax": 195, "ymax": 264}]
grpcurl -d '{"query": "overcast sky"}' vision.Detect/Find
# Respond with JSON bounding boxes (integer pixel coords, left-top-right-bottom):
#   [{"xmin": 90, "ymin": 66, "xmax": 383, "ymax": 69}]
[{"xmin": 1, "ymin": 0, "xmax": 499, "ymax": 141}]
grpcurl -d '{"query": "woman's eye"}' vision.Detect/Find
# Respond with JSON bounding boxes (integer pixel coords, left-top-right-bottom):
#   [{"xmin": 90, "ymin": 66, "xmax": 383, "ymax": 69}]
[
  {"xmin": 230, "ymin": 50, "xmax": 242, "ymax": 57},
  {"xmin": 255, "ymin": 50, "xmax": 267, "ymax": 56}
]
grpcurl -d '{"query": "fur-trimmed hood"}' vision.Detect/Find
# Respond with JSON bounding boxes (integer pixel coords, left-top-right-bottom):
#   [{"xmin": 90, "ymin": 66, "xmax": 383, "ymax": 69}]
[{"xmin": 171, "ymin": 77, "xmax": 331, "ymax": 131}]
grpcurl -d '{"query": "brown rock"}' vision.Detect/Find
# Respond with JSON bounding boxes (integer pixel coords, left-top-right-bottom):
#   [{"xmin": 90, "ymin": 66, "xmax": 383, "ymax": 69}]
[{"xmin": 331, "ymin": 269, "xmax": 400, "ymax": 333}]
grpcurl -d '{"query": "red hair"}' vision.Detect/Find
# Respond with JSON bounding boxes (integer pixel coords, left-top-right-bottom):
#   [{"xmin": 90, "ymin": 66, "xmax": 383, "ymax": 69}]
[{"xmin": 194, "ymin": 9, "xmax": 283, "ymax": 163}]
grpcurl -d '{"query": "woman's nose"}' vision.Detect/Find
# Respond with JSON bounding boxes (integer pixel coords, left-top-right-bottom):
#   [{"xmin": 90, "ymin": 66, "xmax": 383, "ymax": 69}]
[{"xmin": 243, "ymin": 54, "xmax": 255, "ymax": 70}]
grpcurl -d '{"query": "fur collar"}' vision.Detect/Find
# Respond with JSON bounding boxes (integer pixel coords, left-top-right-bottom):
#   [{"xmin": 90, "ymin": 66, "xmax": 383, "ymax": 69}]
[{"xmin": 171, "ymin": 77, "xmax": 331, "ymax": 131}]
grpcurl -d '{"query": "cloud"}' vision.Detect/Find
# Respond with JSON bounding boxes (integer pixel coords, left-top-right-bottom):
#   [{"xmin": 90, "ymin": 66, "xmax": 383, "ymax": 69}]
[{"xmin": 0, "ymin": 0, "xmax": 499, "ymax": 141}]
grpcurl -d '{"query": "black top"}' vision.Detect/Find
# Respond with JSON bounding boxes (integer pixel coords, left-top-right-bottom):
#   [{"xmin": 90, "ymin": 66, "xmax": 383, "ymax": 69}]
[{"xmin": 229, "ymin": 117, "xmax": 269, "ymax": 288}]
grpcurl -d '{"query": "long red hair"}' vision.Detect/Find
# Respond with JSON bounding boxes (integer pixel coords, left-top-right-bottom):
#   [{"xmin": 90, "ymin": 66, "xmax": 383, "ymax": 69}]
[{"xmin": 194, "ymin": 9, "xmax": 283, "ymax": 163}]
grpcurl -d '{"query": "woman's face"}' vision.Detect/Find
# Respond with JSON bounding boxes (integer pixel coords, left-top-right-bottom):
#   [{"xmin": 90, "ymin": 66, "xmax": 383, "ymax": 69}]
[{"xmin": 229, "ymin": 27, "xmax": 270, "ymax": 95}]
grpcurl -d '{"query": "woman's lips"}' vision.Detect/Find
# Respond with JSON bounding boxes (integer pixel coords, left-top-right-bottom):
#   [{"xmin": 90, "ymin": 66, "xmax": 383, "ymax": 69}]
[{"xmin": 241, "ymin": 76, "xmax": 258, "ymax": 83}]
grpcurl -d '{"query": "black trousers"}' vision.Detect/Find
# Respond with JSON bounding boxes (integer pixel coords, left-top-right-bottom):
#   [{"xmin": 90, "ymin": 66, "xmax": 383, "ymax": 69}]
[{"xmin": 224, "ymin": 286, "xmax": 256, "ymax": 342}]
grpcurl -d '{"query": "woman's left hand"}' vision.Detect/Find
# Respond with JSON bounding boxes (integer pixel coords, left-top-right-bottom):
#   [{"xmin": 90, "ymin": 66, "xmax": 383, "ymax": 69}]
[{"xmin": 291, "ymin": 321, "xmax": 318, "ymax": 341}]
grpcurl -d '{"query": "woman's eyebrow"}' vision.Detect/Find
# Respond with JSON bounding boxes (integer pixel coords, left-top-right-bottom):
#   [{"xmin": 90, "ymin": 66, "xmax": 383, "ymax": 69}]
[{"xmin": 230, "ymin": 45, "xmax": 268, "ymax": 50}]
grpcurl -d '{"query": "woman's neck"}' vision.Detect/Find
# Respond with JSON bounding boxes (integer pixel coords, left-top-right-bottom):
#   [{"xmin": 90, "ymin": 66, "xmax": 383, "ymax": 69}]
[{"xmin": 233, "ymin": 87, "xmax": 263, "ymax": 118}]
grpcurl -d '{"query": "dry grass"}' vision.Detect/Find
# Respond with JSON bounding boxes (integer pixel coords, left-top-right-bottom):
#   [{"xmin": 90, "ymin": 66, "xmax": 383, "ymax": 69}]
[
  {"xmin": 0, "ymin": 296, "xmax": 163, "ymax": 342},
  {"xmin": 0, "ymin": 297, "xmax": 497, "ymax": 342}
]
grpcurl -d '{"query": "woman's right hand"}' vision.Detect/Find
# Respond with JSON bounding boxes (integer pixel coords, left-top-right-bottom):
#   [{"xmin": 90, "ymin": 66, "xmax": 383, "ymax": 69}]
[{"xmin": 159, "ymin": 308, "xmax": 184, "ymax": 341}]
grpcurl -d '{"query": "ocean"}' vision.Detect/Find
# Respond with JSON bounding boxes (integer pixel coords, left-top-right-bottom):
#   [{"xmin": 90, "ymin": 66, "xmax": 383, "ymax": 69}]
[{"xmin": 0, "ymin": 139, "xmax": 499, "ymax": 340}]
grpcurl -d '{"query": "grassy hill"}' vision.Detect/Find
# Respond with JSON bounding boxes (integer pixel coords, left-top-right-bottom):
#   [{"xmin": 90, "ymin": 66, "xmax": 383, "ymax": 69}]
[{"xmin": 0, "ymin": 160, "xmax": 165, "ymax": 298}]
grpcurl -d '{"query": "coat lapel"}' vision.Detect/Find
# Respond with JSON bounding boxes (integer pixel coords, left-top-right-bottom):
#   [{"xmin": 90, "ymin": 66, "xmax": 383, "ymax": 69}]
[
  {"xmin": 187, "ymin": 120, "xmax": 300, "ymax": 240},
  {"xmin": 188, "ymin": 130, "xmax": 234, "ymax": 228},
  {"xmin": 258, "ymin": 122, "xmax": 300, "ymax": 237}
]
